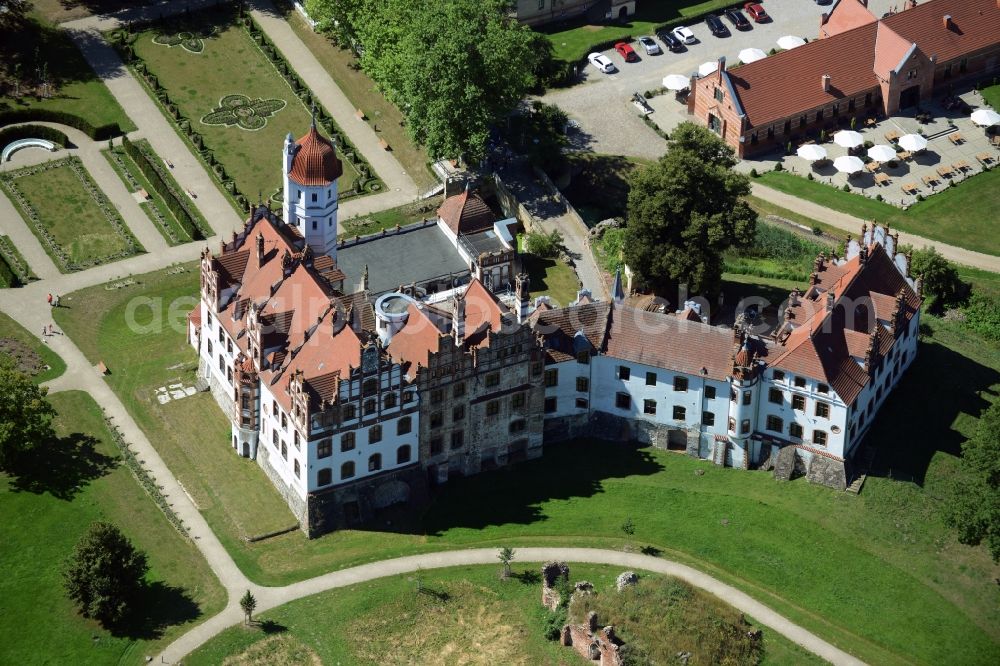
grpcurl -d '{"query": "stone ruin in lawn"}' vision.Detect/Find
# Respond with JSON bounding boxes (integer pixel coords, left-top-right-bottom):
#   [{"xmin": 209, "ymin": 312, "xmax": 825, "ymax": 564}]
[{"xmin": 539, "ymin": 562, "xmax": 625, "ymax": 666}]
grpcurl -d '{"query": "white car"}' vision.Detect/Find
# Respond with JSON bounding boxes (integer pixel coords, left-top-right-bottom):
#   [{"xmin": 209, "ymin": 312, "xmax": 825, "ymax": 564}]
[
  {"xmin": 671, "ymin": 26, "xmax": 697, "ymax": 45},
  {"xmin": 587, "ymin": 52, "xmax": 616, "ymax": 74},
  {"xmin": 637, "ymin": 36, "xmax": 661, "ymax": 55}
]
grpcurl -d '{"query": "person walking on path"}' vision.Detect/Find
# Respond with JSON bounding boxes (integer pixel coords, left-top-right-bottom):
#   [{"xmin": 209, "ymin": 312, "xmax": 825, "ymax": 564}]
[
  {"xmin": 47, "ymin": 293, "xmax": 52, "ymax": 306},
  {"xmin": 53, "ymin": 294, "xmax": 60, "ymax": 307}
]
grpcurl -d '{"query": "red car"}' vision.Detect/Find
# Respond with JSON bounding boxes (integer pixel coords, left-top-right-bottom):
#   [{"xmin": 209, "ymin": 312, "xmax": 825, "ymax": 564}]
[
  {"xmin": 614, "ymin": 41, "xmax": 638, "ymax": 63},
  {"xmin": 744, "ymin": 2, "xmax": 769, "ymax": 22}
]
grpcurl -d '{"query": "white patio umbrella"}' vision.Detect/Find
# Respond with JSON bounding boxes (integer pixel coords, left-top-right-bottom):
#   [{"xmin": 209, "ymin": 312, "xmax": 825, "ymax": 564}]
[
  {"xmin": 777, "ymin": 35, "xmax": 806, "ymax": 50},
  {"xmin": 833, "ymin": 155, "xmax": 865, "ymax": 174},
  {"xmin": 898, "ymin": 133, "xmax": 928, "ymax": 152},
  {"xmin": 797, "ymin": 144, "xmax": 828, "ymax": 162},
  {"xmin": 698, "ymin": 61, "xmax": 718, "ymax": 77},
  {"xmin": 867, "ymin": 144, "xmax": 897, "ymax": 162},
  {"xmin": 834, "ymin": 130, "xmax": 864, "ymax": 149},
  {"xmin": 738, "ymin": 48, "xmax": 767, "ymax": 64},
  {"xmin": 970, "ymin": 108, "xmax": 1000, "ymax": 126},
  {"xmin": 663, "ymin": 74, "xmax": 690, "ymax": 91}
]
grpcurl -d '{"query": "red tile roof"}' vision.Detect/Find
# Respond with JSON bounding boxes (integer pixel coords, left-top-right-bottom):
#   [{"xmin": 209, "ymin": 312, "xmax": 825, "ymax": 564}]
[
  {"xmin": 289, "ymin": 125, "xmax": 343, "ymax": 185},
  {"xmin": 883, "ymin": 0, "xmax": 1000, "ymax": 64},
  {"xmin": 873, "ymin": 22, "xmax": 914, "ymax": 81},
  {"xmin": 387, "ymin": 302, "xmax": 447, "ymax": 374},
  {"xmin": 820, "ymin": 0, "xmax": 876, "ymax": 38},
  {"xmin": 437, "ymin": 189, "xmax": 495, "ymax": 236},
  {"xmin": 530, "ymin": 301, "xmax": 612, "ymax": 363}
]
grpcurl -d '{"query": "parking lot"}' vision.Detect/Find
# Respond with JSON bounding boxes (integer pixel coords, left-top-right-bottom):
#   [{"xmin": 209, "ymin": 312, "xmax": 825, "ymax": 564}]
[{"xmin": 542, "ymin": 0, "xmax": 897, "ymax": 159}]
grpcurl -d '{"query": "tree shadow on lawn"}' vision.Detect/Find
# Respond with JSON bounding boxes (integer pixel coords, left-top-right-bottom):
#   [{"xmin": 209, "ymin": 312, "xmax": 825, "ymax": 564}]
[
  {"xmin": 866, "ymin": 335, "xmax": 999, "ymax": 485},
  {"xmin": 410, "ymin": 439, "xmax": 664, "ymax": 536},
  {"xmin": 8, "ymin": 431, "xmax": 116, "ymax": 501},
  {"xmin": 109, "ymin": 581, "xmax": 201, "ymax": 640}
]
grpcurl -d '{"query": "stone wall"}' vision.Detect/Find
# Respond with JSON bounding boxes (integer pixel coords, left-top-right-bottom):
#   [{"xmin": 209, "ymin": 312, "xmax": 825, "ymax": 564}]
[
  {"xmin": 304, "ymin": 463, "xmax": 428, "ymax": 537},
  {"xmin": 561, "ymin": 613, "xmax": 624, "ymax": 666},
  {"xmin": 256, "ymin": 445, "xmax": 308, "ymax": 527},
  {"xmin": 805, "ymin": 453, "xmax": 848, "ymax": 490}
]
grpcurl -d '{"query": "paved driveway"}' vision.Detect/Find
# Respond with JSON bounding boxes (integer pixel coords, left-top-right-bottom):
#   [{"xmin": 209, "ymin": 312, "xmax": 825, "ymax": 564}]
[{"xmin": 542, "ymin": 0, "xmax": 897, "ymax": 159}]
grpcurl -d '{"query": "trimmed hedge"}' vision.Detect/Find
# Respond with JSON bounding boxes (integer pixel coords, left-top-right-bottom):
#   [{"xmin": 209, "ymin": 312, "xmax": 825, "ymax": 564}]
[
  {"xmin": 0, "ymin": 109, "xmax": 121, "ymax": 140},
  {"xmin": 0, "ymin": 124, "xmax": 70, "ymax": 148},
  {"xmin": 121, "ymin": 135, "xmax": 203, "ymax": 240},
  {"xmin": 0, "ymin": 255, "xmax": 17, "ymax": 288}
]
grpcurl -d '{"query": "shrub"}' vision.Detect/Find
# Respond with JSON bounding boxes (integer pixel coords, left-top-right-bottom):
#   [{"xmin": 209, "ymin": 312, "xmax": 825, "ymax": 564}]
[
  {"xmin": 863, "ymin": 140, "xmax": 874, "ymax": 149},
  {"xmin": 542, "ymin": 607, "xmax": 568, "ymax": 641},
  {"xmin": 785, "ymin": 141, "xmax": 793, "ymax": 155},
  {"xmin": 0, "ymin": 254, "xmax": 18, "ymax": 288},
  {"xmin": 643, "ymin": 90, "xmax": 653, "ymax": 99},
  {"xmin": 773, "ymin": 162, "xmax": 783, "ymax": 172},
  {"xmin": 807, "ymin": 172, "xmax": 814, "ymax": 180},
  {"xmin": 120, "ymin": 135, "xmax": 202, "ymax": 241},
  {"xmin": 749, "ymin": 168, "xmax": 758, "ymax": 178},
  {"xmin": 0, "ymin": 124, "xmax": 69, "ymax": 148},
  {"xmin": 0, "ymin": 109, "xmax": 120, "ymax": 140},
  {"xmin": 916, "ymin": 193, "xmax": 925, "ymax": 201},
  {"xmin": 842, "ymin": 184, "xmax": 851, "ymax": 192},
  {"xmin": 850, "ymin": 117, "xmax": 857, "ymax": 130},
  {"xmin": 875, "ymin": 193, "xmax": 883, "ymax": 201},
  {"xmin": 524, "ymin": 230, "xmax": 564, "ymax": 258},
  {"xmin": 819, "ymin": 129, "xmax": 827, "ymax": 143},
  {"xmin": 963, "ymin": 292, "xmax": 1000, "ymax": 342},
  {"xmin": 812, "ymin": 226, "xmax": 823, "ymax": 236}
]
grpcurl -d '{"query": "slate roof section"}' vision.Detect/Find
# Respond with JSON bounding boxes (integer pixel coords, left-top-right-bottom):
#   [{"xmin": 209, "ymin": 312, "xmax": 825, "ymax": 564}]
[
  {"xmin": 437, "ymin": 189, "xmax": 496, "ymax": 236},
  {"xmin": 337, "ymin": 223, "xmax": 469, "ymax": 295}
]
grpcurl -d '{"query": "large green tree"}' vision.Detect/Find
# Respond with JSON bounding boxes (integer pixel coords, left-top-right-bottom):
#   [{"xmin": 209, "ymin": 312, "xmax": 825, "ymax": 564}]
[
  {"xmin": 0, "ymin": 355, "xmax": 56, "ymax": 470},
  {"xmin": 311, "ymin": 0, "xmax": 540, "ymax": 161},
  {"xmin": 945, "ymin": 401, "xmax": 1000, "ymax": 562},
  {"xmin": 63, "ymin": 522, "xmax": 149, "ymax": 626},
  {"xmin": 909, "ymin": 246, "xmax": 968, "ymax": 312},
  {"xmin": 624, "ymin": 123, "xmax": 756, "ymax": 298}
]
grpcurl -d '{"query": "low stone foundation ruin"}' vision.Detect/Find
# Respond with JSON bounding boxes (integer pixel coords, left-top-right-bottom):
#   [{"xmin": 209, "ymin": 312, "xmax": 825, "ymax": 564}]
[
  {"xmin": 541, "ymin": 561, "xmax": 569, "ymax": 611},
  {"xmin": 561, "ymin": 611, "xmax": 623, "ymax": 666}
]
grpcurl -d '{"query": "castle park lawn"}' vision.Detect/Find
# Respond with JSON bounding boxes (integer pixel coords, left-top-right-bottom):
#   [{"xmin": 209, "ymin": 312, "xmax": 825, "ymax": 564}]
[
  {"xmin": 53, "ymin": 264, "xmax": 1000, "ymax": 666},
  {"xmin": 0, "ymin": 390, "xmax": 225, "ymax": 666},
  {"xmin": 186, "ymin": 564, "xmax": 823, "ymax": 666},
  {"xmin": 0, "ymin": 309, "xmax": 65, "ymax": 383},
  {"xmin": 130, "ymin": 7, "xmax": 360, "ymax": 204}
]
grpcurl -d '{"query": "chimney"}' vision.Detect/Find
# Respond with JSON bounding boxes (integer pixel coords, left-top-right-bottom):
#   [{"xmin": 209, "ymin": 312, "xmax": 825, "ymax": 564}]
[
  {"xmin": 515, "ymin": 273, "xmax": 530, "ymax": 323},
  {"xmin": 717, "ymin": 55, "xmax": 726, "ymax": 80},
  {"xmin": 822, "ymin": 74, "xmax": 831, "ymax": 92},
  {"xmin": 820, "ymin": 12, "xmax": 829, "ymax": 27},
  {"xmin": 255, "ymin": 232, "xmax": 264, "ymax": 267},
  {"xmin": 452, "ymin": 293, "xmax": 465, "ymax": 347},
  {"xmin": 825, "ymin": 292, "xmax": 835, "ymax": 312},
  {"xmin": 942, "ymin": 14, "xmax": 952, "ymax": 30}
]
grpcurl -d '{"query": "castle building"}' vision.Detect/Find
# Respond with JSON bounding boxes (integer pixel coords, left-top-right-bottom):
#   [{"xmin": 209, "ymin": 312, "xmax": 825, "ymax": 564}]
[
  {"xmin": 189, "ymin": 123, "xmax": 921, "ymax": 537},
  {"xmin": 688, "ymin": 0, "xmax": 1000, "ymax": 157}
]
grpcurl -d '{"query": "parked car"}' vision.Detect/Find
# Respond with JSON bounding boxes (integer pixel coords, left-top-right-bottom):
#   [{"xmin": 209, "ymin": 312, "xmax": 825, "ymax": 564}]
[
  {"xmin": 637, "ymin": 36, "xmax": 661, "ymax": 55},
  {"xmin": 671, "ymin": 25, "xmax": 697, "ymax": 45},
  {"xmin": 614, "ymin": 41, "xmax": 639, "ymax": 62},
  {"xmin": 587, "ymin": 52, "xmax": 616, "ymax": 74},
  {"xmin": 705, "ymin": 15, "xmax": 729, "ymax": 37},
  {"xmin": 656, "ymin": 29, "xmax": 684, "ymax": 52},
  {"xmin": 744, "ymin": 2, "xmax": 769, "ymax": 22},
  {"xmin": 724, "ymin": 8, "xmax": 752, "ymax": 30}
]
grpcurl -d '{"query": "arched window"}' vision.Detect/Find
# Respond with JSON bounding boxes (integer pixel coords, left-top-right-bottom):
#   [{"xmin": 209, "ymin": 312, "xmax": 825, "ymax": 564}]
[
  {"xmin": 397, "ymin": 445, "xmax": 411, "ymax": 464},
  {"xmin": 384, "ymin": 392, "xmax": 397, "ymax": 409},
  {"xmin": 341, "ymin": 461, "xmax": 355, "ymax": 480},
  {"xmin": 368, "ymin": 453, "xmax": 382, "ymax": 472},
  {"xmin": 317, "ymin": 468, "xmax": 332, "ymax": 486},
  {"xmin": 397, "ymin": 416, "xmax": 412, "ymax": 435}
]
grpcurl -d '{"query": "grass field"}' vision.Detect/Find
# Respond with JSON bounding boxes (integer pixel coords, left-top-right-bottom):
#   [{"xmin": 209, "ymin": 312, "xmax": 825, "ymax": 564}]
[
  {"xmin": 522, "ymin": 253, "xmax": 580, "ymax": 307},
  {"xmin": 0, "ymin": 390, "xmax": 225, "ymax": 666},
  {"xmin": 187, "ymin": 564, "xmax": 820, "ymax": 666},
  {"xmin": 541, "ymin": 0, "xmax": 732, "ymax": 62},
  {"xmin": 982, "ymin": 83, "xmax": 1000, "ymax": 110},
  {"xmin": 0, "ymin": 14, "xmax": 134, "ymax": 131},
  {"xmin": 0, "ymin": 310, "xmax": 65, "ymax": 383},
  {"xmin": 0, "ymin": 157, "xmax": 143, "ymax": 271},
  {"xmin": 131, "ymin": 7, "xmax": 361, "ymax": 205},
  {"xmin": 53, "ymin": 264, "xmax": 1000, "ymax": 665},
  {"xmin": 756, "ymin": 168, "xmax": 1000, "ymax": 256},
  {"xmin": 282, "ymin": 8, "xmax": 438, "ymax": 191}
]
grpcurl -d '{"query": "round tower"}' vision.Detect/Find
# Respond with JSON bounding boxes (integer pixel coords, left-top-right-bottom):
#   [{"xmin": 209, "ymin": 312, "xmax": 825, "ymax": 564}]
[
  {"xmin": 727, "ymin": 332, "xmax": 760, "ymax": 467},
  {"xmin": 282, "ymin": 117, "xmax": 343, "ymax": 259}
]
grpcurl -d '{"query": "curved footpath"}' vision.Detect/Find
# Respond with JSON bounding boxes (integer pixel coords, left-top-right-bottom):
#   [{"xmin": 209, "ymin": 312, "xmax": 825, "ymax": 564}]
[{"xmin": 159, "ymin": 547, "xmax": 866, "ymax": 666}]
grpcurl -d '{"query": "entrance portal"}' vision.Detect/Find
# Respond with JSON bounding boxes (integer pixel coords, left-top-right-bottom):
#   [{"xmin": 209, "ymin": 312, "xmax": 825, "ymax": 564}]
[{"xmin": 899, "ymin": 86, "xmax": 920, "ymax": 110}]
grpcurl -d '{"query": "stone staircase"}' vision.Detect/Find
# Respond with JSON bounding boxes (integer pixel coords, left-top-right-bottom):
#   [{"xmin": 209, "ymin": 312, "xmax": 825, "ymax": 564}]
[{"xmin": 846, "ymin": 446, "xmax": 877, "ymax": 494}]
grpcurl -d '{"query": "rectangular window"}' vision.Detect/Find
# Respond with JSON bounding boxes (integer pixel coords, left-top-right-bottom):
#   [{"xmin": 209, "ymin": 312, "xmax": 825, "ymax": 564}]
[
  {"xmin": 544, "ymin": 397, "xmax": 557, "ymax": 413},
  {"xmin": 450, "ymin": 430, "xmax": 464, "ymax": 450},
  {"xmin": 799, "ymin": 115, "xmax": 807, "ymax": 128},
  {"xmin": 792, "ymin": 395, "xmax": 806, "ymax": 411},
  {"xmin": 813, "ymin": 430, "xmax": 828, "ymax": 446},
  {"xmin": 789, "ymin": 422, "xmax": 803, "ymax": 438},
  {"xmin": 207, "ymin": 339, "xmax": 213, "ymax": 355},
  {"xmin": 768, "ymin": 388, "xmax": 782, "ymax": 404},
  {"xmin": 485, "ymin": 372, "xmax": 500, "ymax": 388},
  {"xmin": 281, "ymin": 413, "xmax": 287, "ymax": 430},
  {"xmin": 576, "ymin": 398, "xmax": 589, "ymax": 409},
  {"xmin": 486, "ymin": 400, "xmax": 500, "ymax": 417},
  {"xmin": 511, "ymin": 392, "xmax": 526, "ymax": 409},
  {"xmin": 369, "ymin": 424, "xmax": 382, "ymax": 443},
  {"xmin": 645, "ymin": 372, "xmax": 658, "ymax": 386},
  {"xmin": 430, "ymin": 389, "xmax": 443, "ymax": 404},
  {"xmin": 742, "ymin": 391, "xmax": 751, "ymax": 406},
  {"xmin": 281, "ymin": 441, "xmax": 288, "ymax": 460},
  {"xmin": 740, "ymin": 419, "xmax": 751, "ymax": 434},
  {"xmin": 773, "ymin": 371, "xmax": 784, "ymax": 381},
  {"xmin": 815, "ymin": 402, "xmax": 830, "ymax": 418},
  {"xmin": 294, "ymin": 459, "xmax": 300, "ymax": 478},
  {"xmin": 453, "ymin": 405, "xmax": 465, "ymax": 421},
  {"xmin": 509, "ymin": 419, "xmax": 526, "ymax": 434},
  {"xmin": 618, "ymin": 366, "xmax": 630, "ymax": 381},
  {"xmin": 672, "ymin": 405, "xmax": 686, "ymax": 420},
  {"xmin": 453, "ymin": 382, "xmax": 466, "ymax": 398},
  {"xmin": 430, "ymin": 437, "xmax": 443, "ymax": 455},
  {"xmin": 397, "ymin": 416, "xmax": 411, "ymax": 435},
  {"xmin": 342, "ymin": 404, "xmax": 356, "ymax": 420},
  {"xmin": 227, "ymin": 339, "xmax": 233, "ymax": 354},
  {"xmin": 312, "ymin": 220, "xmax": 317, "ymax": 230},
  {"xmin": 544, "ymin": 369, "xmax": 558, "ymax": 387},
  {"xmin": 226, "ymin": 367, "xmax": 233, "ymax": 384},
  {"xmin": 794, "ymin": 376, "xmax": 806, "ymax": 388},
  {"xmin": 576, "ymin": 377, "xmax": 589, "ymax": 393},
  {"xmin": 766, "ymin": 415, "xmax": 783, "ymax": 432},
  {"xmin": 703, "ymin": 411, "xmax": 715, "ymax": 427},
  {"xmin": 817, "ymin": 383, "xmax": 829, "ymax": 394},
  {"xmin": 576, "ymin": 351, "xmax": 590, "ymax": 364},
  {"xmin": 728, "ymin": 417, "xmax": 736, "ymax": 432},
  {"xmin": 616, "ymin": 392, "xmax": 631, "ymax": 410},
  {"xmin": 705, "ymin": 386, "xmax": 716, "ymax": 399},
  {"xmin": 643, "ymin": 399, "xmax": 657, "ymax": 415},
  {"xmin": 341, "ymin": 432, "xmax": 355, "ymax": 452},
  {"xmin": 317, "ymin": 438, "xmax": 332, "ymax": 459},
  {"xmin": 532, "ymin": 361, "xmax": 543, "ymax": 376},
  {"xmin": 673, "ymin": 376, "xmax": 688, "ymax": 392},
  {"xmin": 816, "ymin": 109, "xmax": 824, "ymax": 121},
  {"xmin": 430, "ymin": 411, "xmax": 443, "ymax": 429},
  {"xmin": 311, "ymin": 192, "xmax": 317, "ymax": 202},
  {"xmin": 714, "ymin": 87, "xmax": 724, "ymax": 102},
  {"xmin": 293, "ymin": 431, "xmax": 300, "ymax": 450}
]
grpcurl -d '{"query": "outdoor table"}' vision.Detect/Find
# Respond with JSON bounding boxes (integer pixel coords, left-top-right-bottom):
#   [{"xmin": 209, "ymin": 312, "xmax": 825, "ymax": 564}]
[
  {"xmin": 921, "ymin": 175, "xmax": 937, "ymax": 187},
  {"xmin": 936, "ymin": 165, "xmax": 953, "ymax": 178},
  {"xmin": 874, "ymin": 173, "xmax": 890, "ymax": 186},
  {"xmin": 884, "ymin": 130, "xmax": 901, "ymax": 142},
  {"xmin": 948, "ymin": 132, "xmax": 964, "ymax": 145},
  {"xmin": 953, "ymin": 160, "xmax": 971, "ymax": 171},
  {"xmin": 976, "ymin": 152, "xmax": 993, "ymax": 164},
  {"xmin": 901, "ymin": 182, "xmax": 918, "ymax": 194},
  {"xmin": 865, "ymin": 118, "xmax": 877, "ymax": 128},
  {"xmin": 865, "ymin": 161, "xmax": 880, "ymax": 172},
  {"xmin": 896, "ymin": 150, "xmax": 912, "ymax": 161}
]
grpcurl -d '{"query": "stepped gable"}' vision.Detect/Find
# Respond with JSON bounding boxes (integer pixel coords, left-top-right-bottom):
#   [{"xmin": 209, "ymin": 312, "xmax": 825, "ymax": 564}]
[
  {"xmin": 530, "ymin": 301, "xmax": 612, "ymax": 363},
  {"xmin": 289, "ymin": 124, "xmax": 343, "ymax": 185},
  {"xmin": 770, "ymin": 242, "xmax": 920, "ymax": 404},
  {"xmin": 605, "ymin": 305, "xmax": 734, "ymax": 381},
  {"xmin": 437, "ymin": 188, "xmax": 496, "ymax": 236}
]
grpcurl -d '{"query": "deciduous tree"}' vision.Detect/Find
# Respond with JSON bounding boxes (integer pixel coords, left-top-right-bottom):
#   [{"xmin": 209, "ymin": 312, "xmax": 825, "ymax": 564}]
[
  {"xmin": 624, "ymin": 123, "xmax": 756, "ymax": 298},
  {"xmin": 0, "ymin": 356, "xmax": 56, "ymax": 470},
  {"xmin": 909, "ymin": 246, "xmax": 968, "ymax": 311},
  {"xmin": 946, "ymin": 401, "xmax": 1000, "ymax": 561},
  {"xmin": 498, "ymin": 546, "xmax": 515, "ymax": 580},
  {"xmin": 62, "ymin": 522, "xmax": 149, "ymax": 626},
  {"xmin": 240, "ymin": 589, "xmax": 257, "ymax": 625}
]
